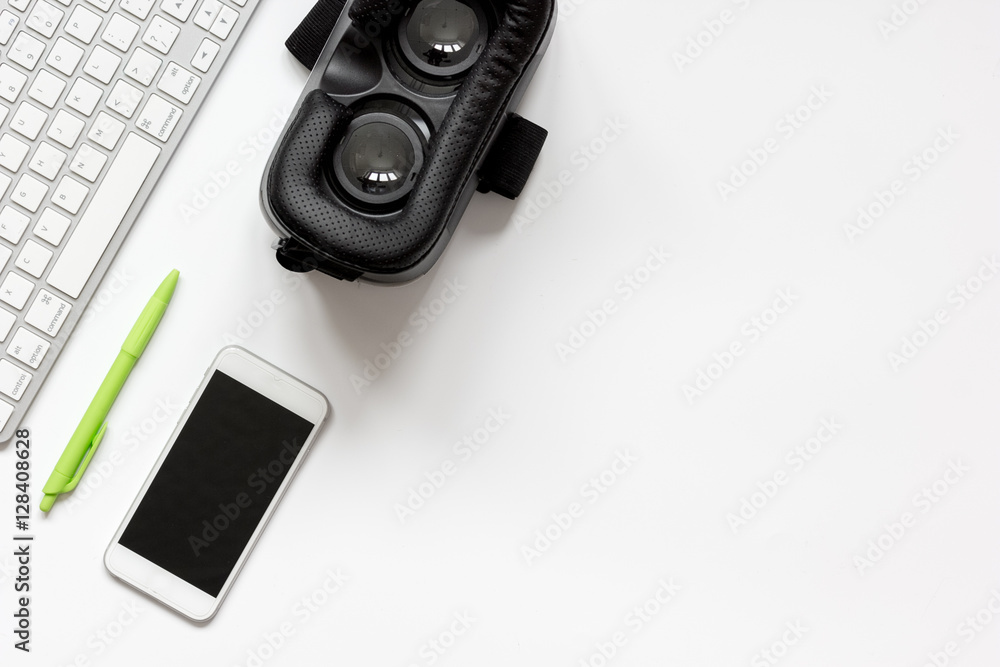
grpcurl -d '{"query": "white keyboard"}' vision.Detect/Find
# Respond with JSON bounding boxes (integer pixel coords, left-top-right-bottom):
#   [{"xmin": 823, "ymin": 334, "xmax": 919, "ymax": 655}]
[{"xmin": 0, "ymin": 0, "xmax": 260, "ymax": 441}]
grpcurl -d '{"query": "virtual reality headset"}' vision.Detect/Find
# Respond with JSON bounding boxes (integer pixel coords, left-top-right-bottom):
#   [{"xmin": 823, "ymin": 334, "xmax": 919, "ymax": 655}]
[{"xmin": 260, "ymin": 0, "xmax": 557, "ymax": 283}]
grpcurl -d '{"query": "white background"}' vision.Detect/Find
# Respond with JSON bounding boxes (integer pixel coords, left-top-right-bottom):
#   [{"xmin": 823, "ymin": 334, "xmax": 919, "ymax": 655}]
[{"xmin": 4, "ymin": 0, "xmax": 1000, "ymax": 665}]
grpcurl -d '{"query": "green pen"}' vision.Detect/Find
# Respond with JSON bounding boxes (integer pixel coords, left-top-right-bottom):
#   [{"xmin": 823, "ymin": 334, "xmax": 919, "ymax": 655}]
[{"xmin": 40, "ymin": 269, "xmax": 179, "ymax": 513}]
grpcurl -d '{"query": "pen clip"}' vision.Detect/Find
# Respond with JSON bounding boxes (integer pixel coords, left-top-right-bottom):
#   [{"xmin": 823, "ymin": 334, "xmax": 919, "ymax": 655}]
[{"xmin": 61, "ymin": 422, "xmax": 107, "ymax": 493}]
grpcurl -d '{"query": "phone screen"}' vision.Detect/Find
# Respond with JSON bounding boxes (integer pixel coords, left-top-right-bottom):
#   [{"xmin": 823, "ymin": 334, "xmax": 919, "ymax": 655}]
[{"xmin": 118, "ymin": 370, "xmax": 315, "ymax": 597}]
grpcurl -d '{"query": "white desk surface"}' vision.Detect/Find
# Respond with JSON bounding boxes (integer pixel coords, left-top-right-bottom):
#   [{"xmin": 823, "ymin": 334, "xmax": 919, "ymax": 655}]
[{"xmin": 5, "ymin": 0, "xmax": 1000, "ymax": 665}]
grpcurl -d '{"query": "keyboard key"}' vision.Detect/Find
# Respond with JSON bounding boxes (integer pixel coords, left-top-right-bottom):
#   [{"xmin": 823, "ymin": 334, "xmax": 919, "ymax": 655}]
[
  {"xmin": 11, "ymin": 173, "xmax": 48, "ymax": 212},
  {"xmin": 26, "ymin": 1, "xmax": 64, "ymax": 39},
  {"xmin": 0, "ymin": 62, "xmax": 27, "ymax": 102},
  {"xmin": 8, "ymin": 0, "xmax": 31, "ymax": 11},
  {"xmin": 157, "ymin": 61, "xmax": 199, "ymax": 104},
  {"xmin": 15, "ymin": 240, "xmax": 52, "ymax": 278},
  {"xmin": 47, "ymin": 133, "xmax": 159, "ymax": 298},
  {"xmin": 28, "ymin": 141, "xmax": 66, "ymax": 180},
  {"xmin": 135, "ymin": 93, "xmax": 181, "ymax": 142},
  {"xmin": 161, "ymin": 0, "xmax": 196, "ymax": 22},
  {"xmin": 0, "ymin": 359, "xmax": 32, "ymax": 401},
  {"xmin": 210, "ymin": 6, "xmax": 237, "ymax": 39},
  {"xmin": 9, "ymin": 101, "xmax": 47, "ymax": 139},
  {"xmin": 0, "ymin": 205, "xmax": 28, "ymax": 243},
  {"xmin": 47, "ymin": 109, "xmax": 85, "ymax": 147},
  {"xmin": 0, "ymin": 272, "xmax": 33, "ymax": 310},
  {"xmin": 190, "ymin": 37, "xmax": 219, "ymax": 73},
  {"xmin": 0, "ymin": 244, "xmax": 10, "ymax": 270},
  {"xmin": 8, "ymin": 31, "xmax": 45, "ymax": 70},
  {"xmin": 102, "ymin": 13, "xmax": 140, "ymax": 52},
  {"xmin": 84, "ymin": 0, "xmax": 114, "ymax": 11},
  {"xmin": 0, "ymin": 132, "xmax": 29, "ymax": 170},
  {"xmin": 32, "ymin": 207, "xmax": 70, "ymax": 246},
  {"xmin": 27, "ymin": 68, "xmax": 65, "ymax": 107},
  {"xmin": 87, "ymin": 110, "xmax": 125, "ymax": 149},
  {"xmin": 51, "ymin": 174, "xmax": 88, "ymax": 214},
  {"xmin": 65, "ymin": 5, "xmax": 102, "ymax": 44},
  {"xmin": 0, "ymin": 307, "xmax": 14, "ymax": 342},
  {"xmin": 142, "ymin": 15, "xmax": 179, "ymax": 54},
  {"xmin": 193, "ymin": 0, "xmax": 220, "ymax": 29},
  {"xmin": 121, "ymin": 0, "xmax": 155, "ymax": 21},
  {"xmin": 0, "ymin": 10, "xmax": 18, "ymax": 45},
  {"xmin": 69, "ymin": 142, "xmax": 106, "ymax": 181},
  {"xmin": 125, "ymin": 47, "xmax": 161, "ymax": 85},
  {"xmin": 25, "ymin": 288, "xmax": 71, "ymax": 336},
  {"xmin": 0, "ymin": 398, "xmax": 13, "ymax": 431},
  {"xmin": 83, "ymin": 45, "xmax": 122, "ymax": 84},
  {"xmin": 65, "ymin": 77, "xmax": 102, "ymax": 115},
  {"xmin": 7, "ymin": 327, "xmax": 49, "ymax": 368},
  {"xmin": 106, "ymin": 78, "xmax": 143, "ymax": 118},
  {"xmin": 0, "ymin": 172, "xmax": 9, "ymax": 198},
  {"xmin": 46, "ymin": 37, "xmax": 84, "ymax": 76}
]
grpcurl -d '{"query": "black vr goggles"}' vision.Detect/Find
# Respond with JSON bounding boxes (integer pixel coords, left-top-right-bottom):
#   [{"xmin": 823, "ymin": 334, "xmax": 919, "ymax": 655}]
[{"xmin": 260, "ymin": 0, "xmax": 557, "ymax": 283}]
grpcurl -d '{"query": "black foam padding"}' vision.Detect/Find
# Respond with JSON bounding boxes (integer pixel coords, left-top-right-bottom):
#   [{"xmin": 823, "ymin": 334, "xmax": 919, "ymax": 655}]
[
  {"xmin": 268, "ymin": 0, "xmax": 556, "ymax": 276},
  {"xmin": 285, "ymin": 0, "xmax": 347, "ymax": 70},
  {"xmin": 347, "ymin": 0, "xmax": 407, "ymax": 23},
  {"xmin": 478, "ymin": 114, "xmax": 548, "ymax": 199}
]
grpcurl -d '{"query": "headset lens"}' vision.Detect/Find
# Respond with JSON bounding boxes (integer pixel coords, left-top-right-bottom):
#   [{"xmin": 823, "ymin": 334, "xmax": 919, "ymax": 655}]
[{"xmin": 402, "ymin": 0, "xmax": 486, "ymax": 77}]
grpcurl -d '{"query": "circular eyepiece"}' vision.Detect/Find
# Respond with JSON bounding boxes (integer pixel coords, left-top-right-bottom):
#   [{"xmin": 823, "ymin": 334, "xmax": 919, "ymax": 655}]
[
  {"xmin": 332, "ymin": 112, "xmax": 424, "ymax": 208},
  {"xmin": 398, "ymin": 0, "xmax": 489, "ymax": 79}
]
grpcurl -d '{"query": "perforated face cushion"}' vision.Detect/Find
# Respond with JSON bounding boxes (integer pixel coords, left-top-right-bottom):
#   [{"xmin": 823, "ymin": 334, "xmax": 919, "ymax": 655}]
[{"xmin": 266, "ymin": 0, "xmax": 555, "ymax": 277}]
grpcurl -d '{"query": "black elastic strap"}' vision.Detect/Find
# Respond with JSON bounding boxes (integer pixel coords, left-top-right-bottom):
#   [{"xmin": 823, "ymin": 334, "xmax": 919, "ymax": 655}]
[
  {"xmin": 477, "ymin": 114, "xmax": 549, "ymax": 200},
  {"xmin": 286, "ymin": 0, "xmax": 347, "ymax": 70}
]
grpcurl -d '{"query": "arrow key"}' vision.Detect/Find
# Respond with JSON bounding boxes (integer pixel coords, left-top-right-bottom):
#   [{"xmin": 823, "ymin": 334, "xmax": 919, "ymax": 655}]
[
  {"xmin": 209, "ymin": 6, "xmax": 237, "ymax": 40},
  {"xmin": 190, "ymin": 37, "xmax": 219, "ymax": 73},
  {"xmin": 194, "ymin": 0, "xmax": 221, "ymax": 29}
]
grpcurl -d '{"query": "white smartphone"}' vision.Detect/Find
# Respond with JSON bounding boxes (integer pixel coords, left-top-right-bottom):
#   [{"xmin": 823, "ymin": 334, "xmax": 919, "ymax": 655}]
[{"xmin": 105, "ymin": 346, "xmax": 328, "ymax": 622}]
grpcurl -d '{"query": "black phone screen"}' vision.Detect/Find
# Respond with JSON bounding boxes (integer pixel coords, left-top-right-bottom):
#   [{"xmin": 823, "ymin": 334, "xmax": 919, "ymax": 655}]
[{"xmin": 118, "ymin": 370, "xmax": 315, "ymax": 597}]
